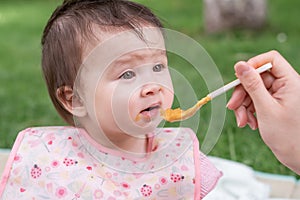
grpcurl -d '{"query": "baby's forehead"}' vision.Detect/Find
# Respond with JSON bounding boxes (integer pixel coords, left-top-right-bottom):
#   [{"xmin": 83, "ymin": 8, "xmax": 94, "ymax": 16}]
[{"xmin": 81, "ymin": 27, "xmax": 166, "ymax": 69}]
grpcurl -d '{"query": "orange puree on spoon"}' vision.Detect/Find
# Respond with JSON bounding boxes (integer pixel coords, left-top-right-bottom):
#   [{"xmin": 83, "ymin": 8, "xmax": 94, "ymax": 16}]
[{"xmin": 160, "ymin": 96, "xmax": 211, "ymax": 122}]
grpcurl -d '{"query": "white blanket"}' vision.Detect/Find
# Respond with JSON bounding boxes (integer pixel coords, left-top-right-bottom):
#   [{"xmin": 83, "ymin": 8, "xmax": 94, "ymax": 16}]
[
  {"xmin": 205, "ymin": 157, "xmax": 299, "ymax": 200},
  {"xmin": 204, "ymin": 156, "xmax": 270, "ymax": 199}
]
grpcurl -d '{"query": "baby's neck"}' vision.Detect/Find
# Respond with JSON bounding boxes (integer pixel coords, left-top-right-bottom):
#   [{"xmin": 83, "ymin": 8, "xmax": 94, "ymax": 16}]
[
  {"xmin": 110, "ymin": 135, "xmax": 150, "ymax": 156},
  {"xmin": 85, "ymin": 126, "xmax": 151, "ymax": 156}
]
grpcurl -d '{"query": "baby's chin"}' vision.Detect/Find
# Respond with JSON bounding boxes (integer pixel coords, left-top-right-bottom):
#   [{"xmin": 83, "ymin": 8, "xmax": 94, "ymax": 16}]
[
  {"xmin": 120, "ymin": 118, "xmax": 162, "ymax": 137},
  {"xmin": 134, "ymin": 114, "xmax": 162, "ymax": 127}
]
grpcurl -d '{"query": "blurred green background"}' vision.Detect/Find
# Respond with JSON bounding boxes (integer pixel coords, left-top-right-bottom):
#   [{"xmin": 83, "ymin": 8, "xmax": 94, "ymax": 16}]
[{"xmin": 0, "ymin": 0, "xmax": 299, "ymax": 177}]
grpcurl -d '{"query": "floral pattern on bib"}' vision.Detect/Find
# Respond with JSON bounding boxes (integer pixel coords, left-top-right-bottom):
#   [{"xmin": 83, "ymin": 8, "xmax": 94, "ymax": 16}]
[{"xmin": 0, "ymin": 126, "xmax": 221, "ymax": 199}]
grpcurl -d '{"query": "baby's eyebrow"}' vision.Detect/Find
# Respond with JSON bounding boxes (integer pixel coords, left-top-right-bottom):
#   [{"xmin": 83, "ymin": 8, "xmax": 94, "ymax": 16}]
[
  {"xmin": 108, "ymin": 49, "xmax": 166, "ymax": 73},
  {"xmin": 117, "ymin": 49, "xmax": 165, "ymax": 63}
]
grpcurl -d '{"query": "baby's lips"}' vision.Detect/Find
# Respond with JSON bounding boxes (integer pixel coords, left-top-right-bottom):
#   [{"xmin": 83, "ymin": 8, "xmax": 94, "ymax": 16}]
[{"xmin": 135, "ymin": 105, "xmax": 161, "ymax": 122}]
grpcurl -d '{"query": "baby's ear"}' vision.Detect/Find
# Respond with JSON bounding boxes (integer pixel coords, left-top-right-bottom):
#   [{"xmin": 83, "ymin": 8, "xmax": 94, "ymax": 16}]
[{"xmin": 56, "ymin": 86, "xmax": 87, "ymax": 117}]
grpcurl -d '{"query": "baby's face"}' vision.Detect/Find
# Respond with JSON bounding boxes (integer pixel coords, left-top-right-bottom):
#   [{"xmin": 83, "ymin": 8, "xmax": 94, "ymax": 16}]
[{"xmin": 76, "ymin": 27, "xmax": 174, "ymax": 139}]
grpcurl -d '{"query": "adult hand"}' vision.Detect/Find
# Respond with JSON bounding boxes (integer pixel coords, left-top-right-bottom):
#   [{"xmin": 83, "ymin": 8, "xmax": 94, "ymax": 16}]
[{"xmin": 227, "ymin": 50, "xmax": 300, "ymax": 174}]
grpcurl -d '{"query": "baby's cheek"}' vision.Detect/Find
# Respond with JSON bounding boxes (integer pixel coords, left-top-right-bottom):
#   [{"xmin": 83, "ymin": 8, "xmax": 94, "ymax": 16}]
[
  {"xmin": 163, "ymin": 89, "xmax": 174, "ymax": 109},
  {"xmin": 128, "ymin": 94, "xmax": 141, "ymax": 119},
  {"xmin": 110, "ymin": 86, "xmax": 137, "ymax": 122}
]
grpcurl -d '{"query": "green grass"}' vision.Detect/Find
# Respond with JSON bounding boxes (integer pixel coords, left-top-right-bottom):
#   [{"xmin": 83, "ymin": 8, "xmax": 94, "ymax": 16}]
[
  {"xmin": 0, "ymin": 0, "xmax": 64, "ymax": 147},
  {"xmin": 0, "ymin": 0, "xmax": 299, "ymax": 177}
]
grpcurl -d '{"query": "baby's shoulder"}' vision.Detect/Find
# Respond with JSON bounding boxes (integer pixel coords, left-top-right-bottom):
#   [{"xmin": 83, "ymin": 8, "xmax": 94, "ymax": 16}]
[
  {"xmin": 12, "ymin": 126, "xmax": 81, "ymax": 153},
  {"xmin": 17, "ymin": 126, "xmax": 79, "ymax": 138}
]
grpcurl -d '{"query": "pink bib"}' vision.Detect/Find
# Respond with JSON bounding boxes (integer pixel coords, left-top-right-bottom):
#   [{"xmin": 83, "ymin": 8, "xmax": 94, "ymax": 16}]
[{"xmin": 0, "ymin": 126, "xmax": 221, "ymax": 199}]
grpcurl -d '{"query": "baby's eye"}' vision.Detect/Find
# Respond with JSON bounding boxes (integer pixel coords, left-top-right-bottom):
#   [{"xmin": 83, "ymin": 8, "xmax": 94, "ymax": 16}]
[
  {"xmin": 120, "ymin": 70, "xmax": 135, "ymax": 79},
  {"xmin": 153, "ymin": 64, "xmax": 164, "ymax": 72}
]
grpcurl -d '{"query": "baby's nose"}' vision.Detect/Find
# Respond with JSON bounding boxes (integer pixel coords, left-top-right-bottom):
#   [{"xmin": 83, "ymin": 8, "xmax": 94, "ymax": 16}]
[{"xmin": 141, "ymin": 84, "xmax": 162, "ymax": 97}]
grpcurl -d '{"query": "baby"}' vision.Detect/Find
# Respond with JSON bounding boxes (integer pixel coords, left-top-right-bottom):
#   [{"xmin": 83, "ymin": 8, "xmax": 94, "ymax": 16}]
[{"xmin": 0, "ymin": 0, "xmax": 221, "ymax": 199}]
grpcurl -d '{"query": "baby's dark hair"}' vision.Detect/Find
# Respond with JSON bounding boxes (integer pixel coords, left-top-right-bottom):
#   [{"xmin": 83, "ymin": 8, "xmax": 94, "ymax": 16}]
[{"xmin": 41, "ymin": 0, "xmax": 163, "ymax": 125}]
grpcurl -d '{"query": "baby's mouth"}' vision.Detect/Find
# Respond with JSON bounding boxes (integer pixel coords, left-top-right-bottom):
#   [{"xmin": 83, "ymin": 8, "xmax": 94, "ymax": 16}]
[
  {"xmin": 141, "ymin": 105, "xmax": 160, "ymax": 113},
  {"xmin": 135, "ymin": 104, "xmax": 161, "ymax": 121}
]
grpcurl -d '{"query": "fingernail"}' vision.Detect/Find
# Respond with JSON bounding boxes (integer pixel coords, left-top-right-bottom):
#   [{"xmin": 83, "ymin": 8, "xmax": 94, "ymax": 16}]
[
  {"xmin": 248, "ymin": 123, "xmax": 257, "ymax": 130},
  {"xmin": 226, "ymin": 101, "xmax": 231, "ymax": 109},
  {"xmin": 236, "ymin": 112, "xmax": 241, "ymax": 127},
  {"xmin": 248, "ymin": 123, "xmax": 255, "ymax": 130},
  {"xmin": 236, "ymin": 63, "xmax": 251, "ymax": 77}
]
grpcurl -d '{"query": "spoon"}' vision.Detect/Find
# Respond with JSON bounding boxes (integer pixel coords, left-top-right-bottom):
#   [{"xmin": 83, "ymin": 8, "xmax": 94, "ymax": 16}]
[{"xmin": 161, "ymin": 63, "xmax": 272, "ymax": 122}]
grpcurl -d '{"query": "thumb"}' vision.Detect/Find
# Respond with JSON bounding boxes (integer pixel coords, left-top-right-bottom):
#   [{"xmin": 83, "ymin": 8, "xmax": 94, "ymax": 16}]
[{"xmin": 234, "ymin": 61, "xmax": 273, "ymax": 109}]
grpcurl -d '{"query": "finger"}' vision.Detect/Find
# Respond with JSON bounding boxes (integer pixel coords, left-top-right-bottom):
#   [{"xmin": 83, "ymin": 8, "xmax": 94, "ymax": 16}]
[
  {"xmin": 245, "ymin": 102, "xmax": 258, "ymax": 130},
  {"xmin": 247, "ymin": 110, "xmax": 258, "ymax": 130},
  {"xmin": 228, "ymin": 71, "xmax": 275, "ymax": 110},
  {"xmin": 247, "ymin": 101, "xmax": 256, "ymax": 113},
  {"xmin": 227, "ymin": 85, "xmax": 247, "ymax": 110},
  {"xmin": 234, "ymin": 106, "xmax": 248, "ymax": 127},
  {"xmin": 242, "ymin": 95, "xmax": 252, "ymax": 108},
  {"xmin": 247, "ymin": 50, "xmax": 297, "ymax": 79},
  {"xmin": 234, "ymin": 61, "xmax": 274, "ymax": 112},
  {"xmin": 261, "ymin": 72, "xmax": 275, "ymax": 90}
]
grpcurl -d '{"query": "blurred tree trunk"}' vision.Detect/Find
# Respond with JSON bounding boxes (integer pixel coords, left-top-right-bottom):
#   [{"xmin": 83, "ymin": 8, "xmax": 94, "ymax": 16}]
[{"xmin": 204, "ymin": 0, "xmax": 267, "ymax": 33}]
